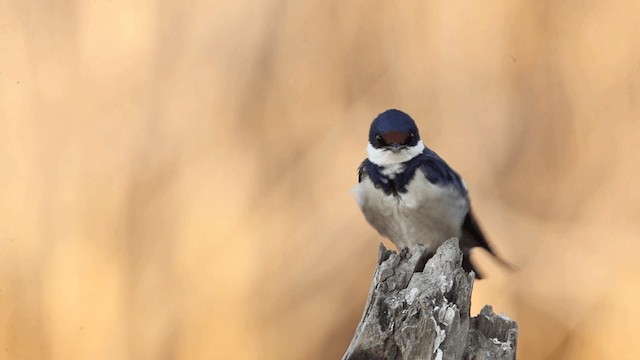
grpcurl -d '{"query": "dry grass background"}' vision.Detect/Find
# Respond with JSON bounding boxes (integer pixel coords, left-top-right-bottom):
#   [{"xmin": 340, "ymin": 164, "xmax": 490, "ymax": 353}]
[{"xmin": 1, "ymin": 1, "xmax": 640, "ymax": 359}]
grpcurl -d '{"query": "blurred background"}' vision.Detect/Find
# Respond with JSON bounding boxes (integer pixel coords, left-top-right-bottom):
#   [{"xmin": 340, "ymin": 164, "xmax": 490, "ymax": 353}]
[{"xmin": 1, "ymin": 1, "xmax": 640, "ymax": 359}]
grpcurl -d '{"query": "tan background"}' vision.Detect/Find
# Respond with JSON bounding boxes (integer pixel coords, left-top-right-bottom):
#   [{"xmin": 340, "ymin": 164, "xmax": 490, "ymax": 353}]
[{"xmin": 2, "ymin": 1, "xmax": 640, "ymax": 359}]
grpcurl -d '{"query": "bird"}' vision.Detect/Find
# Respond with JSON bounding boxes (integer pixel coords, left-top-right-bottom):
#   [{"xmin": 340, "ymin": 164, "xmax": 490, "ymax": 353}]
[{"xmin": 352, "ymin": 109, "xmax": 508, "ymax": 278}]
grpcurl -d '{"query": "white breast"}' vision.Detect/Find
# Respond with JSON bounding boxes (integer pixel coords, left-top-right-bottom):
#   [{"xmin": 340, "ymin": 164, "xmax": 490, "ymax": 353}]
[{"xmin": 353, "ymin": 171, "xmax": 469, "ymax": 251}]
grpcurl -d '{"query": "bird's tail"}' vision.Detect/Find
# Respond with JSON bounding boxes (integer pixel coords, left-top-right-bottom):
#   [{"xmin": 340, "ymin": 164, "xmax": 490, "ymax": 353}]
[{"xmin": 462, "ymin": 246, "xmax": 517, "ymax": 280}]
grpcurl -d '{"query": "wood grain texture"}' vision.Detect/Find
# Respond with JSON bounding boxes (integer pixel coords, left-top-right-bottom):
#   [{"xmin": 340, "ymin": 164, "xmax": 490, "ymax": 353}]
[{"xmin": 343, "ymin": 239, "xmax": 517, "ymax": 360}]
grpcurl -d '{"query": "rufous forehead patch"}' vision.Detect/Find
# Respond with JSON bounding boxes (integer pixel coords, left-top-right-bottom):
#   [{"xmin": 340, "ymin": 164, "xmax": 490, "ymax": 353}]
[{"xmin": 382, "ymin": 131, "xmax": 408, "ymax": 145}]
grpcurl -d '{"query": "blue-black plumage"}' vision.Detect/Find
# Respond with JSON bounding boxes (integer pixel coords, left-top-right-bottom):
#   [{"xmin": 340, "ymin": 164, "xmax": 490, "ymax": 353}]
[{"xmin": 354, "ymin": 109, "xmax": 509, "ymax": 278}]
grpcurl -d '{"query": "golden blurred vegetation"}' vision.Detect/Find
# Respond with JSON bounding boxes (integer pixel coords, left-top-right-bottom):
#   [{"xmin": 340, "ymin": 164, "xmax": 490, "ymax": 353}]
[{"xmin": 2, "ymin": 1, "xmax": 640, "ymax": 359}]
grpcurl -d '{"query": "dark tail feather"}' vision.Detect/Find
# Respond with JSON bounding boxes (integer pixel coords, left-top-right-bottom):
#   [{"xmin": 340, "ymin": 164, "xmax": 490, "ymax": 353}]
[
  {"xmin": 490, "ymin": 252, "xmax": 517, "ymax": 272},
  {"xmin": 462, "ymin": 250, "xmax": 484, "ymax": 279},
  {"xmin": 461, "ymin": 209, "xmax": 516, "ymax": 278},
  {"xmin": 461, "ymin": 247, "xmax": 517, "ymax": 280}
]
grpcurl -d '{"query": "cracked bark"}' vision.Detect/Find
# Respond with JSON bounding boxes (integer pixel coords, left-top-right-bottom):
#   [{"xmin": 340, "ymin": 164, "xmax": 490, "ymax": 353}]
[{"xmin": 343, "ymin": 239, "xmax": 517, "ymax": 360}]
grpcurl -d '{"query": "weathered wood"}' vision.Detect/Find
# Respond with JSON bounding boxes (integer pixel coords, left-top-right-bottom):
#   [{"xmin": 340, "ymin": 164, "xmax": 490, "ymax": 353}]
[{"xmin": 343, "ymin": 239, "xmax": 517, "ymax": 360}]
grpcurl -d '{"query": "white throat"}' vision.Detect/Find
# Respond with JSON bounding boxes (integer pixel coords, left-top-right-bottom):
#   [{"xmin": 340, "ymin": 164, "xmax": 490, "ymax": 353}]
[{"xmin": 367, "ymin": 140, "xmax": 425, "ymax": 166}]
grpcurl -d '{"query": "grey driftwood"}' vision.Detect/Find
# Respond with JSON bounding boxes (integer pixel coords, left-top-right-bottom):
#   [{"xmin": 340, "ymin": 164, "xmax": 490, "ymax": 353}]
[{"xmin": 343, "ymin": 238, "xmax": 517, "ymax": 360}]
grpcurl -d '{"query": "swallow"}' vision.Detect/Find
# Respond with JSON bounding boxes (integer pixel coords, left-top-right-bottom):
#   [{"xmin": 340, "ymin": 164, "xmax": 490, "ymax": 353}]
[{"xmin": 353, "ymin": 109, "xmax": 509, "ymax": 278}]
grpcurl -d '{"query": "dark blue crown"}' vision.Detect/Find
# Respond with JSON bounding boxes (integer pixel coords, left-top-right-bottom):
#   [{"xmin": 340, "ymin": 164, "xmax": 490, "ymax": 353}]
[{"xmin": 368, "ymin": 109, "xmax": 421, "ymax": 147}]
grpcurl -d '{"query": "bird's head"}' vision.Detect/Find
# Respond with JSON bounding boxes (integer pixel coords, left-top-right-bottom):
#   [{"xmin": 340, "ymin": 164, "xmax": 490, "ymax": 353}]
[{"xmin": 367, "ymin": 109, "xmax": 425, "ymax": 165}]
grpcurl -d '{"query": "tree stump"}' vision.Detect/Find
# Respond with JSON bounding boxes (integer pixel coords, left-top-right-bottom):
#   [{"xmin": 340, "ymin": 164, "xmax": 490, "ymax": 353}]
[{"xmin": 343, "ymin": 238, "xmax": 517, "ymax": 360}]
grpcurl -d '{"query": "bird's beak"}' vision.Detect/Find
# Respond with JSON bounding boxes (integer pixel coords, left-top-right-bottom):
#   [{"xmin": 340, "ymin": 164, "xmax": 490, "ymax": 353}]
[
  {"xmin": 388, "ymin": 144, "xmax": 403, "ymax": 153},
  {"xmin": 381, "ymin": 131, "xmax": 409, "ymax": 153}
]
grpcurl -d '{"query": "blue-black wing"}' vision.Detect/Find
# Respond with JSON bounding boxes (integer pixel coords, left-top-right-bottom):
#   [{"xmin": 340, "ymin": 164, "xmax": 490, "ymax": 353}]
[
  {"xmin": 417, "ymin": 148, "xmax": 468, "ymax": 197},
  {"xmin": 460, "ymin": 208, "xmax": 498, "ymax": 279},
  {"xmin": 417, "ymin": 148, "xmax": 510, "ymax": 278},
  {"xmin": 357, "ymin": 160, "xmax": 368, "ymax": 182}
]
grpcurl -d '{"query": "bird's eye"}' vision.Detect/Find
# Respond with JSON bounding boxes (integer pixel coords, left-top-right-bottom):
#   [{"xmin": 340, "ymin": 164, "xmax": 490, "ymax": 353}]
[
  {"xmin": 405, "ymin": 132, "xmax": 414, "ymax": 145},
  {"xmin": 375, "ymin": 135, "xmax": 387, "ymax": 147}
]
